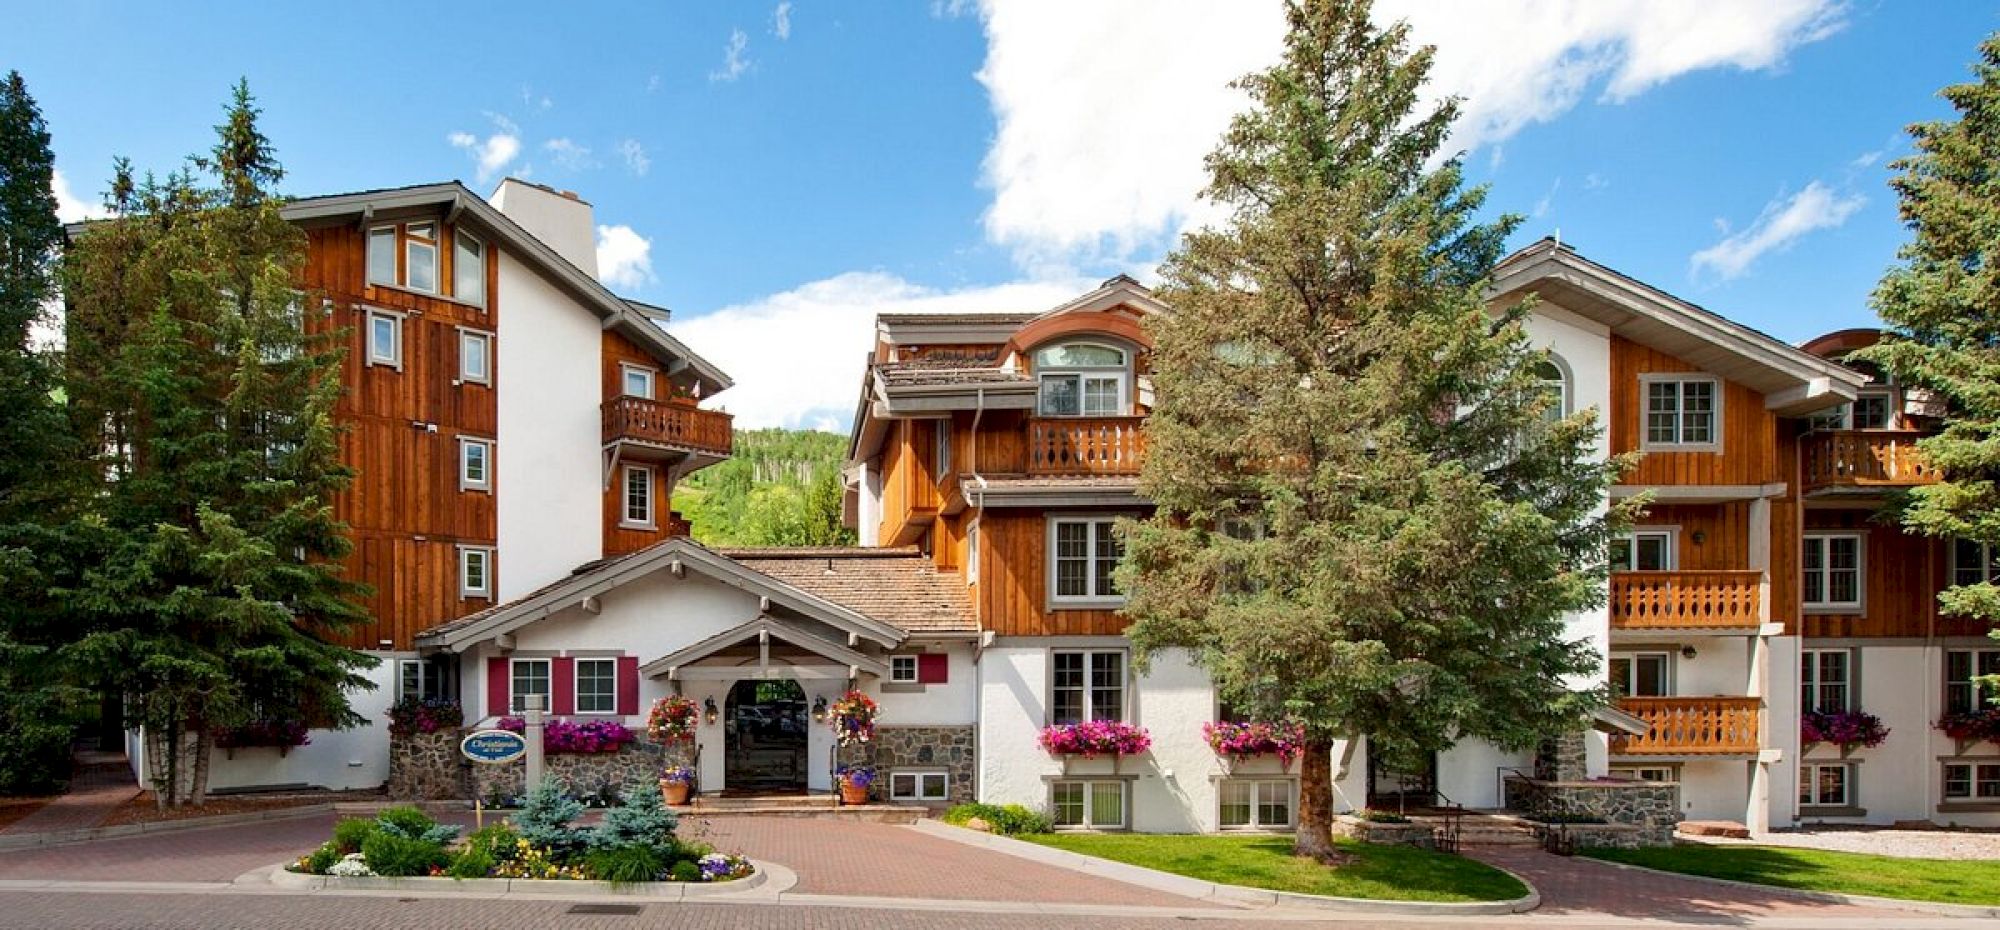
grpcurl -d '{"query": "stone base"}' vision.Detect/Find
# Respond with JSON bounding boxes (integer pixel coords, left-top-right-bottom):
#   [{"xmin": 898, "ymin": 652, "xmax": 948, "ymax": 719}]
[
  {"xmin": 387, "ymin": 731, "xmax": 465, "ymax": 800},
  {"xmin": 1332, "ymin": 814, "xmax": 1437, "ymax": 850},
  {"xmin": 388, "ymin": 729, "xmax": 693, "ymax": 803},
  {"xmin": 833, "ymin": 725, "xmax": 975, "ymax": 804},
  {"xmin": 1504, "ymin": 776, "xmax": 1680, "ymax": 847}
]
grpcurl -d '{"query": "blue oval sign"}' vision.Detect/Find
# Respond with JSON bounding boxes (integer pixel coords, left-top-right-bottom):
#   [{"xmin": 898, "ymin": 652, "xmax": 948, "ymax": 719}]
[{"xmin": 460, "ymin": 729, "xmax": 527, "ymax": 765}]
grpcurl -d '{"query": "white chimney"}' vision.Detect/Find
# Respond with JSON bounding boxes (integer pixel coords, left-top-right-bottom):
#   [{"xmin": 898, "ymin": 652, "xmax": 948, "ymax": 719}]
[{"xmin": 489, "ymin": 178, "xmax": 598, "ymax": 279}]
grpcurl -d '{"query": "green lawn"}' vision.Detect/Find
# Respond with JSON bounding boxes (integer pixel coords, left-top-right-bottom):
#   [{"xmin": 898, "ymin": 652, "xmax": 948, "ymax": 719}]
[
  {"xmin": 1019, "ymin": 833, "xmax": 1528, "ymax": 903},
  {"xmin": 1584, "ymin": 845, "xmax": 2000, "ymax": 906}
]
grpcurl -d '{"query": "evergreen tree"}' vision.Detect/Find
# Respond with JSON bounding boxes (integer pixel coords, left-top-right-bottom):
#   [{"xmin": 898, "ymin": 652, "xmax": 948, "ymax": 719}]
[
  {"xmin": 1118, "ymin": 0, "xmax": 1629, "ymax": 859},
  {"xmin": 1854, "ymin": 34, "xmax": 2000, "ymax": 632},
  {"xmin": 675, "ymin": 427, "xmax": 855, "ymax": 546},
  {"xmin": 59, "ymin": 81, "xmax": 373, "ymax": 806}
]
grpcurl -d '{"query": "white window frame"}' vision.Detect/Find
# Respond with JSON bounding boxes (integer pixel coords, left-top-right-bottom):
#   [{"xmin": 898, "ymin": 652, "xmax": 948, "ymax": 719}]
[
  {"xmin": 1610, "ymin": 528, "xmax": 1677, "ymax": 573},
  {"xmin": 1051, "ymin": 780, "xmax": 1128, "ymax": 830},
  {"xmin": 1219, "ymin": 779, "xmax": 1295, "ymax": 831},
  {"xmin": 459, "ymin": 438, "xmax": 493, "ymax": 492},
  {"xmin": 1050, "ymin": 649, "xmax": 1127, "ymax": 725},
  {"xmin": 621, "ymin": 363, "xmax": 657, "ymax": 400},
  {"xmin": 1802, "ymin": 533, "xmax": 1864, "ymax": 612},
  {"xmin": 1034, "ymin": 342, "xmax": 1131, "ymax": 418},
  {"xmin": 889, "ymin": 770, "xmax": 950, "ymax": 802},
  {"xmin": 366, "ymin": 226, "xmax": 397, "ymax": 286},
  {"xmin": 509, "ymin": 657, "xmax": 550, "ymax": 715},
  {"xmin": 366, "ymin": 309, "xmax": 404, "ymax": 370},
  {"xmin": 453, "ymin": 228, "xmax": 486, "ymax": 306},
  {"xmin": 1536, "ymin": 354, "xmax": 1571, "ymax": 421},
  {"xmin": 1799, "ymin": 762, "xmax": 1853, "ymax": 809},
  {"xmin": 1047, "ymin": 516, "xmax": 1125, "ymax": 607},
  {"xmin": 889, "ymin": 655, "xmax": 919, "ymax": 684},
  {"xmin": 458, "ymin": 328, "xmax": 491, "ymax": 385},
  {"xmin": 966, "ymin": 520, "xmax": 980, "ymax": 585},
  {"xmin": 1610, "ymin": 651, "xmax": 1672, "ymax": 699},
  {"xmin": 459, "ymin": 546, "xmax": 493, "ymax": 599},
  {"xmin": 1800, "ymin": 649, "xmax": 1852, "ymax": 714},
  {"xmin": 404, "ymin": 222, "xmax": 438, "ymax": 294},
  {"xmin": 933, "ymin": 419, "xmax": 952, "ymax": 479},
  {"xmin": 621, "ymin": 464, "xmax": 655, "ymax": 529},
  {"xmin": 573, "ymin": 657, "xmax": 617, "ymax": 716},
  {"xmin": 1942, "ymin": 761, "xmax": 2000, "ymax": 801},
  {"xmin": 1639, "ymin": 374, "xmax": 1722, "ymax": 451}
]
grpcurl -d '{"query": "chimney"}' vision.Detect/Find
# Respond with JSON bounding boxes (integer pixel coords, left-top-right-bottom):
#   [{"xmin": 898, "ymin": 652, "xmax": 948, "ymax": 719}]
[{"xmin": 489, "ymin": 178, "xmax": 598, "ymax": 279}]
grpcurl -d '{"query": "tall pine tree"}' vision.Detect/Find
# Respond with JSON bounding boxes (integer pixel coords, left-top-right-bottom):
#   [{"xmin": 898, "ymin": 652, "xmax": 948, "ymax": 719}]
[
  {"xmin": 60, "ymin": 81, "xmax": 373, "ymax": 806},
  {"xmin": 1855, "ymin": 34, "xmax": 2000, "ymax": 634},
  {"xmin": 1118, "ymin": 0, "xmax": 1629, "ymax": 859}
]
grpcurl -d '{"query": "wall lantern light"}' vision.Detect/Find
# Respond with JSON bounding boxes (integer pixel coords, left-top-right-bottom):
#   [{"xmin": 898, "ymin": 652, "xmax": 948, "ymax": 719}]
[
  {"xmin": 704, "ymin": 697, "xmax": 719, "ymax": 725},
  {"xmin": 812, "ymin": 696, "xmax": 829, "ymax": 722},
  {"xmin": 1680, "ymin": 645, "xmax": 1698, "ymax": 660}
]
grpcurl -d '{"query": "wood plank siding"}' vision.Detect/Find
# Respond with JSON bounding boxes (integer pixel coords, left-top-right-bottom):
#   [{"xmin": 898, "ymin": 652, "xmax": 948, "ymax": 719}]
[
  {"xmin": 975, "ymin": 511, "xmax": 1130, "ymax": 637},
  {"xmin": 600, "ymin": 329, "xmax": 707, "ymax": 555},
  {"xmin": 1609, "ymin": 336, "xmax": 1784, "ymax": 485}
]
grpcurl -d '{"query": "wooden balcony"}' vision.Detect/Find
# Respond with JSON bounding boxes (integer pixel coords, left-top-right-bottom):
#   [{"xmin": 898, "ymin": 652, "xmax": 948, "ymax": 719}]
[
  {"xmin": 1027, "ymin": 416, "xmax": 1147, "ymax": 476},
  {"xmin": 601, "ymin": 397, "xmax": 733, "ymax": 458},
  {"xmin": 1610, "ymin": 571, "xmax": 1763, "ymax": 631},
  {"xmin": 1801, "ymin": 430, "xmax": 1939, "ymax": 494},
  {"xmin": 1610, "ymin": 697, "xmax": 1761, "ymax": 756}
]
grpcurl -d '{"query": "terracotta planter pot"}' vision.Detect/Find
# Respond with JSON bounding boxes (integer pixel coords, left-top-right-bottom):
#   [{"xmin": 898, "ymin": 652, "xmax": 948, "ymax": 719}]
[
  {"xmin": 839, "ymin": 782, "xmax": 870, "ymax": 805},
  {"xmin": 661, "ymin": 779, "xmax": 692, "ymax": 806}
]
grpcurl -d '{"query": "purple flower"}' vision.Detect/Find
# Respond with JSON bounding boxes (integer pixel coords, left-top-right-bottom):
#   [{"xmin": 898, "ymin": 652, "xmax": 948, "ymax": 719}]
[{"xmin": 1802, "ymin": 710, "xmax": 1889, "ymax": 750}]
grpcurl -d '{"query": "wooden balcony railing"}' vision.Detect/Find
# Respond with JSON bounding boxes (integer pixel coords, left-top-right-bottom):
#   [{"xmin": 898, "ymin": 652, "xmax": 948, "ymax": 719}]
[
  {"xmin": 1610, "ymin": 697, "xmax": 1761, "ymax": 756},
  {"xmin": 1027, "ymin": 416, "xmax": 1147, "ymax": 476},
  {"xmin": 601, "ymin": 397, "xmax": 733, "ymax": 457},
  {"xmin": 1801, "ymin": 430, "xmax": 1939, "ymax": 493},
  {"xmin": 1610, "ymin": 571, "xmax": 1763, "ymax": 630}
]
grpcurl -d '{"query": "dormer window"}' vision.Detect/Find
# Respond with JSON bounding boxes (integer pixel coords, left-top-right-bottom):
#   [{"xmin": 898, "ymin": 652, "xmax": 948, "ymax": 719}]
[
  {"xmin": 367, "ymin": 221, "xmax": 484, "ymax": 302},
  {"xmin": 1035, "ymin": 343, "xmax": 1128, "ymax": 417}
]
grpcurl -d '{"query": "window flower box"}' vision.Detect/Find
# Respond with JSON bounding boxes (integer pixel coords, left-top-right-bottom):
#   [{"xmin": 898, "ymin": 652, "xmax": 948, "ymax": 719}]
[
  {"xmin": 216, "ymin": 719, "xmax": 310, "ymax": 757},
  {"xmin": 386, "ymin": 698, "xmax": 463, "ymax": 738},
  {"xmin": 1800, "ymin": 710, "xmax": 1888, "ymax": 752},
  {"xmin": 1038, "ymin": 721, "xmax": 1151, "ymax": 758},
  {"xmin": 1203, "ymin": 720, "xmax": 1305, "ymax": 768},
  {"xmin": 497, "ymin": 717, "xmax": 636, "ymax": 754},
  {"xmin": 1939, "ymin": 708, "xmax": 2000, "ymax": 746}
]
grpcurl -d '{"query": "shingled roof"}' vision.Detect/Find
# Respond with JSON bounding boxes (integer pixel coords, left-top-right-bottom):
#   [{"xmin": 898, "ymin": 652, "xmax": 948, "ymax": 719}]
[{"xmin": 721, "ymin": 547, "xmax": 977, "ymax": 634}]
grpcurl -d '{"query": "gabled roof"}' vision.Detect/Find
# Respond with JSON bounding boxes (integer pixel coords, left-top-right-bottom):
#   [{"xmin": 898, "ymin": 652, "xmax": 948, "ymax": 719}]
[
  {"xmin": 640, "ymin": 614, "xmax": 891, "ymax": 679},
  {"xmin": 1491, "ymin": 239, "xmax": 1864, "ymax": 415},
  {"xmin": 279, "ymin": 182, "xmax": 732, "ymax": 397},
  {"xmin": 414, "ymin": 537, "xmax": 907, "ymax": 652},
  {"xmin": 723, "ymin": 547, "xmax": 977, "ymax": 634}
]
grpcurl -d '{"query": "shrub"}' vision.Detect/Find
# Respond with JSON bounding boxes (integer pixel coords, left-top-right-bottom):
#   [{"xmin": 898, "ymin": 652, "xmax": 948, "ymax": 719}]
[
  {"xmin": 590, "ymin": 781, "xmax": 680, "ymax": 858},
  {"xmin": 1358, "ymin": 809, "xmax": 1410, "ymax": 824},
  {"xmin": 515, "ymin": 777, "xmax": 588, "ymax": 859},
  {"xmin": 376, "ymin": 805, "xmax": 460, "ymax": 845},
  {"xmin": 303, "ymin": 842, "xmax": 341, "ymax": 875},
  {"xmin": 332, "ymin": 817, "xmax": 378, "ymax": 854},
  {"xmin": 941, "ymin": 802, "xmax": 1051, "ymax": 835},
  {"xmin": 360, "ymin": 831, "xmax": 449, "ymax": 877},
  {"xmin": 668, "ymin": 860, "xmax": 701, "ymax": 882},
  {"xmin": 461, "ymin": 823, "xmax": 522, "ymax": 864},
  {"xmin": 446, "ymin": 848, "xmax": 496, "ymax": 880},
  {"xmin": 0, "ymin": 715, "xmax": 73, "ymax": 795},
  {"xmin": 585, "ymin": 845, "xmax": 665, "ymax": 884}
]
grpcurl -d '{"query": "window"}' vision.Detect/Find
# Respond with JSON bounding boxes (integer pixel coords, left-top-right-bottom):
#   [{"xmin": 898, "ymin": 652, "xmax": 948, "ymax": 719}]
[
  {"xmin": 1052, "ymin": 780, "xmax": 1126, "ymax": 829},
  {"xmin": 621, "ymin": 465, "xmax": 654, "ymax": 528},
  {"xmin": 1611, "ymin": 766, "xmax": 1675, "ymax": 783},
  {"xmin": 1051, "ymin": 650, "xmax": 1125, "ymax": 724},
  {"xmin": 966, "ymin": 521, "xmax": 979, "ymax": 585},
  {"xmin": 1943, "ymin": 762, "xmax": 2000, "ymax": 800},
  {"xmin": 1799, "ymin": 763, "xmax": 1851, "ymax": 808},
  {"xmin": 510, "ymin": 658, "xmax": 550, "ymax": 714},
  {"xmin": 367, "ymin": 311, "xmax": 402, "ymax": 368},
  {"xmin": 1643, "ymin": 377, "xmax": 1719, "ymax": 448},
  {"xmin": 1050, "ymin": 517, "xmax": 1123, "ymax": 604},
  {"xmin": 1220, "ymin": 780, "xmax": 1294, "ymax": 830},
  {"xmin": 404, "ymin": 223, "xmax": 438, "ymax": 293},
  {"xmin": 1609, "ymin": 652, "xmax": 1670, "ymax": 699},
  {"xmin": 1853, "ymin": 393, "xmax": 1892, "ymax": 430},
  {"xmin": 890, "ymin": 771, "xmax": 950, "ymax": 802},
  {"xmin": 398, "ymin": 660, "xmax": 447, "ymax": 702},
  {"xmin": 1800, "ymin": 650, "xmax": 1851, "ymax": 713},
  {"xmin": 367, "ymin": 227, "xmax": 397, "ymax": 285},
  {"xmin": 622, "ymin": 364, "xmax": 656, "ymax": 400},
  {"xmin": 1534, "ymin": 357, "xmax": 1568, "ymax": 422},
  {"xmin": 460, "ymin": 546, "xmax": 493, "ymax": 599},
  {"xmin": 1952, "ymin": 540, "xmax": 2000, "ymax": 588},
  {"xmin": 453, "ymin": 229, "xmax": 486, "ymax": 305},
  {"xmin": 460, "ymin": 438, "xmax": 492, "ymax": 492},
  {"xmin": 1035, "ymin": 343, "xmax": 1128, "ymax": 417},
  {"xmin": 1802, "ymin": 534, "xmax": 1863, "ymax": 610},
  {"xmin": 574, "ymin": 658, "xmax": 616, "ymax": 715},
  {"xmin": 890, "ymin": 655, "xmax": 919, "ymax": 684},
  {"xmin": 933, "ymin": 419, "xmax": 952, "ymax": 479},
  {"xmin": 459, "ymin": 330, "xmax": 491, "ymax": 385},
  {"xmin": 1945, "ymin": 649, "xmax": 2000, "ymax": 714},
  {"xmin": 1609, "ymin": 529, "xmax": 1675, "ymax": 572}
]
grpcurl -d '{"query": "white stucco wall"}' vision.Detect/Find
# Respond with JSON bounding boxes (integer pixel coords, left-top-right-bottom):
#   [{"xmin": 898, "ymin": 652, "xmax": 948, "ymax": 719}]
[
  {"xmin": 495, "ymin": 249, "xmax": 604, "ymax": 600},
  {"xmin": 1437, "ymin": 740, "xmax": 1535, "ymax": 810},
  {"xmin": 204, "ymin": 654, "xmax": 400, "ymax": 792},
  {"xmin": 1678, "ymin": 759, "xmax": 1753, "ymax": 822}
]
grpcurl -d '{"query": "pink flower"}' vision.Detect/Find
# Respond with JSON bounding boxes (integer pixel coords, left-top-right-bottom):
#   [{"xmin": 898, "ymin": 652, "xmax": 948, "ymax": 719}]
[
  {"xmin": 1203, "ymin": 720, "xmax": 1306, "ymax": 766},
  {"xmin": 1039, "ymin": 721, "xmax": 1152, "ymax": 757}
]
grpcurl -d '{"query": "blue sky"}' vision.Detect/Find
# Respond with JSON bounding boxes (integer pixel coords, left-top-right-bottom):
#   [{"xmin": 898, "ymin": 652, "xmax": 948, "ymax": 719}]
[{"xmin": 5, "ymin": 2, "xmax": 1995, "ymax": 430}]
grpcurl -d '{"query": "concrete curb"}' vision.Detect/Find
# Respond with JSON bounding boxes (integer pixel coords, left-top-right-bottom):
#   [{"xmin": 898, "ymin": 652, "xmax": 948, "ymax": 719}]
[
  {"xmin": 261, "ymin": 857, "xmax": 788, "ymax": 900},
  {"xmin": 1579, "ymin": 854, "xmax": 2000, "ymax": 919},
  {"xmin": 0, "ymin": 804, "xmax": 337, "ymax": 852},
  {"xmin": 907, "ymin": 819, "xmax": 1541, "ymax": 916}
]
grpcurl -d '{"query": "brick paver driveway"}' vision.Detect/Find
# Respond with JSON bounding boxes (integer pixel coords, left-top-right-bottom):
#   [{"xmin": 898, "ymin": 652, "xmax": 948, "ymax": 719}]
[{"xmin": 1471, "ymin": 848, "xmax": 1914, "ymax": 922}]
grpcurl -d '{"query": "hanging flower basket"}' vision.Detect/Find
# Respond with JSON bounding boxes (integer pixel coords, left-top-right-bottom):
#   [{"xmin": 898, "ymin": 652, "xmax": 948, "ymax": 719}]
[
  {"xmin": 216, "ymin": 719, "xmax": 311, "ymax": 756},
  {"xmin": 1800, "ymin": 710, "xmax": 1888, "ymax": 752},
  {"xmin": 1938, "ymin": 708, "xmax": 2000, "ymax": 745},
  {"xmin": 1038, "ymin": 721, "xmax": 1151, "ymax": 758},
  {"xmin": 830, "ymin": 690, "xmax": 878, "ymax": 746},
  {"xmin": 1202, "ymin": 720, "xmax": 1306, "ymax": 767},
  {"xmin": 647, "ymin": 695, "xmax": 701, "ymax": 744}
]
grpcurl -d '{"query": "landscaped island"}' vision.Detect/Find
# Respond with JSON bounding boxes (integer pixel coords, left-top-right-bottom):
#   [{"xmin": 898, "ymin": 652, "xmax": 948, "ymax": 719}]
[{"xmin": 1584, "ymin": 845, "xmax": 2000, "ymax": 906}]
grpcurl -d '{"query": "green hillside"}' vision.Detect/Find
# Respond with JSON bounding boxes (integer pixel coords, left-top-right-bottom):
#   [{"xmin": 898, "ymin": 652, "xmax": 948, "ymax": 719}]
[{"xmin": 673, "ymin": 428, "xmax": 855, "ymax": 547}]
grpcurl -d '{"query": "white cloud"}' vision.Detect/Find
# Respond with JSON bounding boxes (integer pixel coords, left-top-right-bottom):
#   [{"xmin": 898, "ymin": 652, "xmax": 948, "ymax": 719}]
[
  {"xmin": 618, "ymin": 139, "xmax": 651, "ymax": 177},
  {"xmin": 669, "ymin": 272, "xmax": 1092, "ymax": 430},
  {"xmin": 1850, "ymin": 149, "xmax": 1882, "ymax": 168},
  {"xmin": 1583, "ymin": 172, "xmax": 1609, "ymax": 191},
  {"xmin": 773, "ymin": 2, "xmax": 793, "ymax": 40},
  {"xmin": 597, "ymin": 224, "xmax": 656, "ymax": 291},
  {"xmin": 711, "ymin": 29, "xmax": 751, "ymax": 82},
  {"xmin": 448, "ymin": 115, "xmax": 522, "ymax": 183},
  {"xmin": 647, "ymin": 74, "xmax": 663, "ymax": 94},
  {"xmin": 972, "ymin": 0, "xmax": 1844, "ymax": 268},
  {"xmin": 1690, "ymin": 181, "xmax": 1864, "ymax": 280},
  {"xmin": 543, "ymin": 138, "xmax": 595, "ymax": 171},
  {"xmin": 51, "ymin": 168, "xmax": 103, "ymax": 224},
  {"xmin": 1533, "ymin": 177, "xmax": 1562, "ymax": 218}
]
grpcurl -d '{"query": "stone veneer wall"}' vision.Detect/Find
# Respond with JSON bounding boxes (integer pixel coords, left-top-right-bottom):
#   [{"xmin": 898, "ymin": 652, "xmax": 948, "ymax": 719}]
[
  {"xmin": 388, "ymin": 731, "xmax": 466, "ymax": 800},
  {"xmin": 834, "ymin": 725, "xmax": 976, "ymax": 804},
  {"xmin": 1504, "ymin": 776, "xmax": 1681, "ymax": 847},
  {"xmin": 389, "ymin": 729, "xmax": 694, "ymax": 803}
]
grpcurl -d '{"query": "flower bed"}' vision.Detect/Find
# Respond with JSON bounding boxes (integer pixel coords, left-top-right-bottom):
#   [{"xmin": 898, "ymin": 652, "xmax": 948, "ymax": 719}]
[
  {"xmin": 1939, "ymin": 707, "xmax": 2000, "ymax": 744},
  {"xmin": 1039, "ymin": 720, "xmax": 1151, "ymax": 757},
  {"xmin": 1203, "ymin": 720, "xmax": 1304, "ymax": 766},
  {"xmin": 1801, "ymin": 709, "xmax": 1888, "ymax": 750},
  {"xmin": 216, "ymin": 719, "xmax": 310, "ymax": 751},
  {"xmin": 497, "ymin": 716, "xmax": 637, "ymax": 753}
]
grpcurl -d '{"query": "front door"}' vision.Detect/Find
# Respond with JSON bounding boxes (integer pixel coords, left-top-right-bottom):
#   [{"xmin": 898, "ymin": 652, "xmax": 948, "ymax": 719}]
[{"xmin": 723, "ymin": 679, "xmax": 808, "ymax": 793}]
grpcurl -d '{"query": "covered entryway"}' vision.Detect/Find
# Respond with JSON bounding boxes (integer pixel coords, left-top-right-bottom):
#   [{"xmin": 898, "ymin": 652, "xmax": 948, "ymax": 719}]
[{"xmin": 724, "ymin": 679, "xmax": 808, "ymax": 792}]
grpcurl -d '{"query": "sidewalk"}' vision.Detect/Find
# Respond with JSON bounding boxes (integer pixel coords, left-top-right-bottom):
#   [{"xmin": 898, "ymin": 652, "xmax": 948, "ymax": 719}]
[{"xmin": 0, "ymin": 750, "xmax": 139, "ymax": 837}]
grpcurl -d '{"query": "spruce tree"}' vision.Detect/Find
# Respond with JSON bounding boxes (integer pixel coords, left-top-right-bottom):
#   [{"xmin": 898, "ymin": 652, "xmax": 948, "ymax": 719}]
[
  {"xmin": 60, "ymin": 81, "xmax": 373, "ymax": 806},
  {"xmin": 1118, "ymin": 0, "xmax": 1629, "ymax": 859},
  {"xmin": 1854, "ymin": 34, "xmax": 2000, "ymax": 632}
]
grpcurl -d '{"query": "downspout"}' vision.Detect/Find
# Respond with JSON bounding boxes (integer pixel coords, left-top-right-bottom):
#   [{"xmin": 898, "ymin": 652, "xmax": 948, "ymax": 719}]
[{"xmin": 969, "ymin": 387, "xmax": 989, "ymax": 803}]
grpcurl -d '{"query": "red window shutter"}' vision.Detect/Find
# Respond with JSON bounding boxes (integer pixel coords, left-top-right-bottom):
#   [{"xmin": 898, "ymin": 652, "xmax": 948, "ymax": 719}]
[
  {"xmin": 617, "ymin": 656, "xmax": 640, "ymax": 715},
  {"xmin": 487, "ymin": 657, "xmax": 509, "ymax": 718},
  {"xmin": 918, "ymin": 653, "xmax": 948, "ymax": 684},
  {"xmin": 551, "ymin": 657, "xmax": 575, "ymax": 716}
]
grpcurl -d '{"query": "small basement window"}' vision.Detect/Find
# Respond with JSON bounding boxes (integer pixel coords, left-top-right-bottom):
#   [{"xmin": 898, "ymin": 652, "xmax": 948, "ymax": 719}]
[{"xmin": 890, "ymin": 771, "xmax": 949, "ymax": 802}]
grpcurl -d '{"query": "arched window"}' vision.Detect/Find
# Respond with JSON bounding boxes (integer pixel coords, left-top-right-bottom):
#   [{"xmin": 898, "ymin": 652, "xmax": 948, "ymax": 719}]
[
  {"xmin": 1035, "ymin": 342, "xmax": 1129, "ymax": 417},
  {"xmin": 1534, "ymin": 356, "xmax": 1568, "ymax": 422}
]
